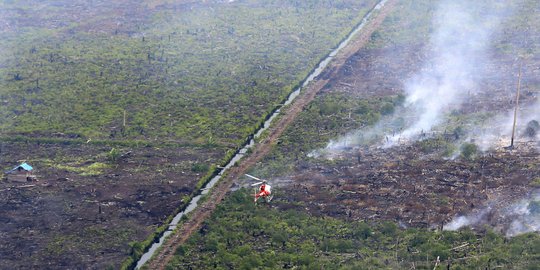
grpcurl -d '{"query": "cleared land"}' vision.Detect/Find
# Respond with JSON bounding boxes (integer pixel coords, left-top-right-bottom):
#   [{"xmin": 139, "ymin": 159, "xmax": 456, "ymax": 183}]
[
  {"xmin": 0, "ymin": 0, "xmax": 382, "ymax": 268},
  {"xmin": 165, "ymin": 0, "xmax": 540, "ymax": 269}
]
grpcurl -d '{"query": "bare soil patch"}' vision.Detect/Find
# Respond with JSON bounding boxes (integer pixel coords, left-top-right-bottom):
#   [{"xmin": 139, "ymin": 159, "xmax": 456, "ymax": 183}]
[{"xmin": 0, "ymin": 141, "xmax": 221, "ymax": 269}]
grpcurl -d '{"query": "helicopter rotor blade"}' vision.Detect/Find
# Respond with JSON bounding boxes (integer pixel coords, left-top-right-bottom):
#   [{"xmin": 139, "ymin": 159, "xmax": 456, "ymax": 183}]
[
  {"xmin": 245, "ymin": 174, "xmax": 262, "ymax": 181},
  {"xmin": 250, "ymin": 181, "xmax": 264, "ymax": 186}
]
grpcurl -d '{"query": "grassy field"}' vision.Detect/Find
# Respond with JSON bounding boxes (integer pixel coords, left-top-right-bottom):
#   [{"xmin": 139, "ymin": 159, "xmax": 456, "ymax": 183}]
[{"xmin": 0, "ymin": 0, "xmax": 379, "ymax": 147}]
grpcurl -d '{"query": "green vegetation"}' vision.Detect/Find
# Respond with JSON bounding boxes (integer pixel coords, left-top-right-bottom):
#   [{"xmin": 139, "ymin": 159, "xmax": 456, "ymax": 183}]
[
  {"xmin": 0, "ymin": 0, "xmax": 379, "ymax": 148},
  {"xmin": 166, "ymin": 0, "xmax": 540, "ymax": 268},
  {"xmin": 107, "ymin": 148, "xmax": 121, "ymax": 162},
  {"xmin": 366, "ymin": 0, "xmax": 434, "ymax": 48},
  {"xmin": 191, "ymin": 163, "xmax": 209, "ymax": 173},
  {"xmin": 417, "ymin": 137, "xmax": 450, "ymax": 155},
  {"xmin": 54, "ymin": 162, "xmax": 110, "ymax": 176},
  {"xmin": 2, "ymin": 0, "xmax": 538, "ymax": 269},
  {"xmin": 0, "ymin": 1, "xmax": 387, "ymax": 268},
  {"xmin": 460, "ymin": 142, "xmax": 479, "ymax": 160},
  {"xmin": 530, "ymin": 178, "xmax": 540, "ymax": 188},
  {"xmin": 166, "ymin": 189, "xmax": 540, "ymax": 269}
]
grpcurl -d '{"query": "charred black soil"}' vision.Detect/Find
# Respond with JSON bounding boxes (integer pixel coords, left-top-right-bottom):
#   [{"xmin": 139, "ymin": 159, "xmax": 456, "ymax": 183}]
[
  {"xmin": 0, "ymin": 140, "xmax": 221, "ymax": 269},
  {"xmin": 283, "ymin": 143, "xmax": 539, "ymax": 228}
]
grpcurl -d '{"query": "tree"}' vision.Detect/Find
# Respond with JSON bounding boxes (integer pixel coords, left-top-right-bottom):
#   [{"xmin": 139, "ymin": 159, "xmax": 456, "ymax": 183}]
[
  {"xmin": 352, "ymin": 222, "xmax": 372, "ymax": 240},
  {"xmin": 461, "ymin": 142, "xmax": 478, "ymax": 160}
]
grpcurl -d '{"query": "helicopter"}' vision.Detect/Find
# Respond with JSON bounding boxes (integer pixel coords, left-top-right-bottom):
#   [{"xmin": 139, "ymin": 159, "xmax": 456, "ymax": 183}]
[{"xmin": 245, "ymin": 174, "xmax": 273, "ymax": 204}]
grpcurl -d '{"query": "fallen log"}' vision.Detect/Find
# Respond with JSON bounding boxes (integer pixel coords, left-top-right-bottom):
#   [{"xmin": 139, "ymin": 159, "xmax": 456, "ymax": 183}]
[{"xmin": 451, "ymin": 242, "xmax": 470, "ymax": 251}]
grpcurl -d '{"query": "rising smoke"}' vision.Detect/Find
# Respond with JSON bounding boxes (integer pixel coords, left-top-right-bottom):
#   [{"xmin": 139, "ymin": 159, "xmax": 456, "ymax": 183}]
[
  {"xmin": 444, "ymin": 189, "xmax": 540, "ymax": 237},
  {"xmin": 387, "ymin": 0, "xmax": 497, "ymax": 145},
  {"xmin": 315, "ymin": 0, "xmax": 515, "ymax": 156},
  {"xmin": 307, "ymin": 0, "xmax": 539, "ymax": 238},
  {"xmin": 470, "ymin": 101, "xmax": 540, "ymax": 151}
]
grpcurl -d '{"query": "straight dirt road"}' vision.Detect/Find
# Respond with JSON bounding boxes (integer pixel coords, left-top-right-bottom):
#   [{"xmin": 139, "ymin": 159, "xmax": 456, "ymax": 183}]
[{"xmin": 144, "ymin": 0, "xmax": 397, "ymax": 268}]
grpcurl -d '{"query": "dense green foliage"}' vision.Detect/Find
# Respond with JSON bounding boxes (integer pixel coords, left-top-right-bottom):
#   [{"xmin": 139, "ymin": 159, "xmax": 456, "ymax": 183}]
[
  {"xmin": 0, "ymin": 0, "xmax": 378, "ymax": 147},
  {"xmin": 166, "ymin": 189, "xmax": 540, "ymax": 269}
]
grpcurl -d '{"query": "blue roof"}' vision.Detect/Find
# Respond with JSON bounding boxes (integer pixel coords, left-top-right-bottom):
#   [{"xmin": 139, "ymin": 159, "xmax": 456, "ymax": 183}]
[
  {"xmin": 20, "ymin": 163, "xmax": 33, "ymax": 171},
  {"xmin": 5, "ymin": 162, "xmax": 33, "ymax": 174}
]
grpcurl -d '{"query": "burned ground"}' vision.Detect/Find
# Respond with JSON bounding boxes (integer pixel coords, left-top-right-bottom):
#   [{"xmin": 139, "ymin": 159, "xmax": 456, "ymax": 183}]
[
  {"xmin": 285, "ymin": 142, "xmax": 539, "ymax": 230},
  {"xmin": 156, "ymin": 0, "xmax": 540, "ymax": 269},
  {"xmin": 268, "ymin": 43, "xmax": 540, "ymax": 234},
  {"xmin": 253, "ymin": 0, "xmax": 540, "ymax": 236},
  {"xmin": 329, "ymin": 45, "xmax": 539, "ymax": 112},
  {"xmin": 0, "ymin": 141, "xmax": 221, "ymax": 269}
]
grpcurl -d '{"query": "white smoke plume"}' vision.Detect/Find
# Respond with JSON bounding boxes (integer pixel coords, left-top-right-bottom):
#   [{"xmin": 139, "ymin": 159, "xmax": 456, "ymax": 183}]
[
  {"xmin": 470, "ymin": 101, "xmax": 539, "ymax": 151},
  {"xmin": 443, "ymin": 206, "xmax": 493, "ymax": 231},
  {"xmin": 506, "ymin": 195, "xmax": 540, "ymax": 237},
  {"xmin": 308, "ymin": 115, "xmax": 397, "ymax": 159},
  {"xmin": 444, "ymin": 190, "xmax": 540, "ymax": 237},
  {"xmin": 312, "ymin": 1, "xmax": 515, "ymax": 157},
  {"xmin": 385, "ymin": 0, "xmax": 503, "ymax": 146}
]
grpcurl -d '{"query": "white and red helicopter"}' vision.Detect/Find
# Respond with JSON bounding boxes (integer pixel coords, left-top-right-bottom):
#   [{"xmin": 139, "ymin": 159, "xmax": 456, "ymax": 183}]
[{"xmin": 245, "ymin": 174, "xmax": 273, "ymax": 204}]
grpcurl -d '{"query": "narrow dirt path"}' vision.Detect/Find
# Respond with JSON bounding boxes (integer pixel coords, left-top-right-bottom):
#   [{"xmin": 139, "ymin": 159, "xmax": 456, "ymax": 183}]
[{"xmin": 146, "ymin": 1, "xmax": 397, "ymax": 269}]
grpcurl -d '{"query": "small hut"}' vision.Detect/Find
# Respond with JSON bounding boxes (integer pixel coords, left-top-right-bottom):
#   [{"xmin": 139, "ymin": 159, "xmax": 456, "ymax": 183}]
[{"xmin": 5, "ymin": 162, "xmax": 37, "ymax": 182}]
